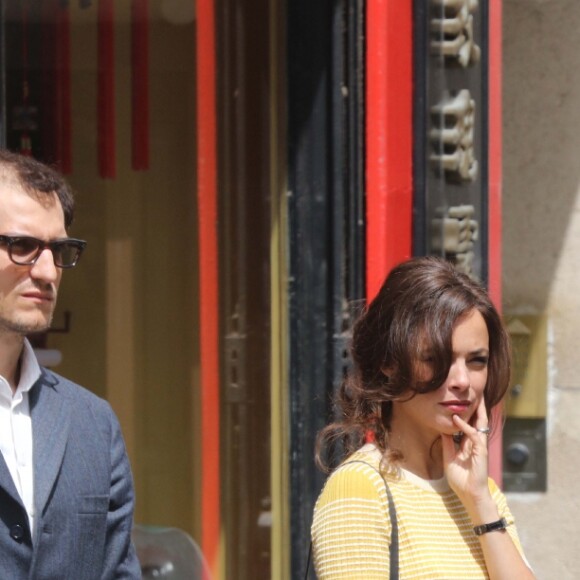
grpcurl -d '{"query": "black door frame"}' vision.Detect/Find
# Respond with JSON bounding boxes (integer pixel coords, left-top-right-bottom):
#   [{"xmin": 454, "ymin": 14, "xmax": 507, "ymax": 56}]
[{"xmin": 287, "ymin": 0, "xmax": 365, "ymax": 576}]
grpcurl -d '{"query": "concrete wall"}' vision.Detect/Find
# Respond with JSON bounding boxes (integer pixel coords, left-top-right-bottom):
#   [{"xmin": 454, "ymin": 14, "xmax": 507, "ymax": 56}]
[{"xmin": 503, "ymin": 1, "xmax": 580, "ymax": 578}]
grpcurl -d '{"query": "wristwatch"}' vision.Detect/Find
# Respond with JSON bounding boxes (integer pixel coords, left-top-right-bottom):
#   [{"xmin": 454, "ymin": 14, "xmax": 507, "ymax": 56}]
[{"xmin": 473, "ymin": 517, "xmax": 508, "ymax": 536}]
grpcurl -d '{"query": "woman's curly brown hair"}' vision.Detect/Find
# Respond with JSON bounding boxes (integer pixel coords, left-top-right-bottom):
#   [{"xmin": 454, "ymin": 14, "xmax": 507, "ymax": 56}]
[{"xmin": 315, "ymin": 256, "xmax": 511, "ymax": 472}]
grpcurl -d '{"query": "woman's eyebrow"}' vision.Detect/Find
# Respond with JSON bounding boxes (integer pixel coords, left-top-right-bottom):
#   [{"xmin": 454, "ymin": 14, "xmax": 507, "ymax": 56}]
[{"xmin": 469, "ymin": 348, "xmax": 490, "ymax": 355}]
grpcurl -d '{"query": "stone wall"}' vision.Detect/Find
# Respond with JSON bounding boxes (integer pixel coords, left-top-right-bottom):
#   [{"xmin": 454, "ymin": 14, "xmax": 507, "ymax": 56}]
[{"xmin": 503, "ymin": 1, "xmax": 580, "ymax": 578}]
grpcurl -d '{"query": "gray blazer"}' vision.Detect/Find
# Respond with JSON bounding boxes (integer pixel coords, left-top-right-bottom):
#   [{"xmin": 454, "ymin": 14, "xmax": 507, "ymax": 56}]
[{"xmin": 0, "ymin": 369, "xmax": 141, "ymax": 579}]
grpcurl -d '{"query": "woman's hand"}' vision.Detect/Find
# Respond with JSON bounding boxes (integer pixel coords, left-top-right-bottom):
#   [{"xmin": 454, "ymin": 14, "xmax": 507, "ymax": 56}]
[
  {"xmin": 441, "ymin": 397, "xmax": 491, "ymax": 506},
  {"xmin": 442, "ymin": 398, "xmax": 536, "ymax": 580}
]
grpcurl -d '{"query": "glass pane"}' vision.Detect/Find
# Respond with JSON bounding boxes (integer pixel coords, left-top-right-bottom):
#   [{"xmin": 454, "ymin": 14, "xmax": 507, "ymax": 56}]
[{"xmin": 3, "ymin": 0, "xmax": 201, "ymax": 549}]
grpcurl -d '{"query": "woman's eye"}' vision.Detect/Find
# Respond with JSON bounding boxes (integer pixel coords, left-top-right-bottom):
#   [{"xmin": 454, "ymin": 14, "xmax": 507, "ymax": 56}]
[{"xmin": 470, "ymin": 356, "xmax": 488, "ymax": 367}]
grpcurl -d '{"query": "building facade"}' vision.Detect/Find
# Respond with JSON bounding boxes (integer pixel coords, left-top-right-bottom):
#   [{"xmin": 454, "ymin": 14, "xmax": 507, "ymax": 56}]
[{"xmin": 2, "ymin": 1, "xmax": 567, "ymax": 579}]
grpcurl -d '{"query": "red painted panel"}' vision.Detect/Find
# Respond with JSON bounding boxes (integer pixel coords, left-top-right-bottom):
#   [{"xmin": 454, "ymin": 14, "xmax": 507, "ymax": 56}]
[
  {"xmin": 41, "ymin": 1, "xmax": 57, "ymax": 163},
  {"xmin": 98, "ymin": 0, "xmax": 116, "ymax": 178},
  {"xmin": 131, "ymin": 0, "xmax": 150, "ymax": 171},
  {"xmin": 57, "ymin": 3, "xmax": 72, "ymax": 174},
  {"xmin": 196, "ymin": 0, "xmax": 220, "ymax": 576},
  {"xmin": 366, "ymin": 0, "xmax": 413, "ymax": 301}
]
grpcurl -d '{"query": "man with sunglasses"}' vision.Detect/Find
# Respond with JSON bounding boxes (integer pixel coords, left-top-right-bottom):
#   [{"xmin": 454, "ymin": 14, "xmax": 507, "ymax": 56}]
[{"xmin": 0, "ymin": 150, "xmax": 140, "ymax": 578}]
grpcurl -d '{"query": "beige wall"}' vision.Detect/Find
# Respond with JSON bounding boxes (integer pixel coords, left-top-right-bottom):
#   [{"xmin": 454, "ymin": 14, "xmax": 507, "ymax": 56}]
[
  {"xmin": 503, "ymin": 1, "xmax": 580, "ymax": 577},
  {"xmin": 46, "ymin": 2, "xmax": 201, "ymax": 539}
]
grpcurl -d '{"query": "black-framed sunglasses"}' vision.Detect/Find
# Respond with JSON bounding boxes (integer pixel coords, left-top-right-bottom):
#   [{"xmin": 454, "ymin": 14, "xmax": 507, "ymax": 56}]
[{"xmin": 0, "ymin": 235, "xmax": 87, "ymax": 268}]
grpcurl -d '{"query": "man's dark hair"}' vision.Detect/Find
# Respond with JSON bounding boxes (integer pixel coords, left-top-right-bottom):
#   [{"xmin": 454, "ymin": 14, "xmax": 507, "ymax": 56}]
[{"xmin": 0, "ymin": 149, "xmax": 75, "ymax": 228}]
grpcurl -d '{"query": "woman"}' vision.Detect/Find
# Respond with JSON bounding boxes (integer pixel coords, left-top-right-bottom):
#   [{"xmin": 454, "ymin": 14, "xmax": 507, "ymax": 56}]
[{"xmin": 311, "ymin": 257, "xmax": 534, "ymax": 579}]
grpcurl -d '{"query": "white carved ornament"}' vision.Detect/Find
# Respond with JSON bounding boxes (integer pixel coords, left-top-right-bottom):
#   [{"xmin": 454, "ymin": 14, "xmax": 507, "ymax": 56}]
[
  {"xmin": 430, "ymin": 89, "xmax": 478, "ymax": 182},
  {"xmin": 431, "ymin": 0, "xmax": 481, "ymax": 67},
  {"xmin": 431, "ymin": 204, "xmax": 479, "ymax": 276}
]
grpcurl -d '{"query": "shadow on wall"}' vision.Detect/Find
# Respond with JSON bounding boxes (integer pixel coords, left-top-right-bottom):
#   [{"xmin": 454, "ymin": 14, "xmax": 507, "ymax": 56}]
[{"xmin": 503, "ymin": 0, "xmax": 580, "ymax": 312}]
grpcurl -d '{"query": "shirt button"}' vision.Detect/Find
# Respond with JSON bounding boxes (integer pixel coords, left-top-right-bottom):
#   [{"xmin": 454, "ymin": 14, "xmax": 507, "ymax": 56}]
[{"xmin": 10, "ymin": 524, "xmax": 25, "ymax": 542}]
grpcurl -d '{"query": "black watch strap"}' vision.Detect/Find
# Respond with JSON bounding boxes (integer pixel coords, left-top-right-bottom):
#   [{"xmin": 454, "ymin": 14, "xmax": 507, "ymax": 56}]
[{"xmin": 473, "ymin": 517, "xmax": 508, "ymax": 536}]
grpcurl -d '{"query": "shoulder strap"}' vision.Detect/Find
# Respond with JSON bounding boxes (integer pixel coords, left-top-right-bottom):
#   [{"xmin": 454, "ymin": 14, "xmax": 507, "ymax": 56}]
[{"xmin": 305, "ymin": 460, "xmax": 399, "ymax": 580}]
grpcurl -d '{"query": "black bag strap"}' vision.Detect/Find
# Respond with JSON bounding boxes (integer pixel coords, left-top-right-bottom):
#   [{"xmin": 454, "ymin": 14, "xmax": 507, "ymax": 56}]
[
  {"xmin": 305, "ymin": 460, "xmax": 399, "ymax": 579},
  {"xmin": 304, "ymin": 541, "xmax": 313, "ymax": 580}
]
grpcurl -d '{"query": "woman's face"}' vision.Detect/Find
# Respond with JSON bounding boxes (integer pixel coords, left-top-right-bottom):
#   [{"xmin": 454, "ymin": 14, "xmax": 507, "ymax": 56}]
[{"xmin": 391, "ymin": 309, "xmax": 490, "ymax": 442}]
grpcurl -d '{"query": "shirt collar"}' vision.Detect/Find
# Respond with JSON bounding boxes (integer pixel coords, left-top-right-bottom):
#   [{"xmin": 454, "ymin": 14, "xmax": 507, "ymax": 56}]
[
  {"xmin": 0, "ymin": 339, "xmax": 42, "ymax": 401},
  {"xmin": 17, "ymin": 339, "xmax": 42, "ymax": 395}
]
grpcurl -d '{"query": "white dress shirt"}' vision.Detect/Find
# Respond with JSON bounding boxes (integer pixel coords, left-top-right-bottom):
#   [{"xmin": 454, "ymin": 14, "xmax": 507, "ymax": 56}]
[{"xmin": 0, "ymin": 339, "xmax": 41, "ymax": 540}]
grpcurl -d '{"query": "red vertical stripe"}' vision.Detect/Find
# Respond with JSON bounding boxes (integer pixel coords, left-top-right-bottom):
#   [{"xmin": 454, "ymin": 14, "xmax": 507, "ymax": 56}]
[
  {"xmin": 488, "ymin": 0, "xmax": 503, "ymax": 485},
  {"xmin": 98, "ymin": 0, "xmax": 116, "ymax": 178},
  {"xmin": 41, "ymin": 0, "xmax": 57, "ymax": 162},
  {"xmin": 131, "ymin": 0, "xmax": 149, "ymax": 170},
  {"xmin": 196, "ymin": 0, "xmax": 220, "ymax": 576},
  {"xmin": 366, "ymin": 0, "xmax": 413, "ymax": 301},
  {"xmin": 56, "ymin": 3, "xmax": 72, "ymax": 174}
]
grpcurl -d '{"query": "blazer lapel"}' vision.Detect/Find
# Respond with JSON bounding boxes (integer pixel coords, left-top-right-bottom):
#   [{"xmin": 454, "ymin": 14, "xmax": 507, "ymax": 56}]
[{"xmin": 30, "ymin": 371, "xmax": 71, "ymax": 515}]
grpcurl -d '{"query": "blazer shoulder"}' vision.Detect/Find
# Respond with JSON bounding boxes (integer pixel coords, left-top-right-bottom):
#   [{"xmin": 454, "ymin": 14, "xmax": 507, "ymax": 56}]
[{"xmin": 39, "ymin": 368, "xmax": 115, "ymax": 416}]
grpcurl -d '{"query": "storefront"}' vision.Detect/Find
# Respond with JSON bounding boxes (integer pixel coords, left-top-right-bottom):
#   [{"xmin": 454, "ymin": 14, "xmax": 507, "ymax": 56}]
[{"xmin": 0, "ymin": 1, "xmax": 501, "ymax": 578}]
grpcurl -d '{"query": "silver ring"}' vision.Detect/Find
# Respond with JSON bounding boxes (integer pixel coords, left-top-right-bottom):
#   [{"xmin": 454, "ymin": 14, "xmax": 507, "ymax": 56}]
[{"xmin": 476, "ymin": 427, "xmax": 491, "ymax": 435}]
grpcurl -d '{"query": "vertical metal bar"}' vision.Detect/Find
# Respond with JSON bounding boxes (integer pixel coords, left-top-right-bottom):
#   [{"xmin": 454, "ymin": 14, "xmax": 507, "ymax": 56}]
[
  {"xmin": 269, "ymin": 1, "xmax": 289, "ymax": 577},
  {"xmin": 329, "ymin": 0, "xmax": 348, "ymax": 402},
  {"xmin": 220, "ymin": 1, "xmax": 250, "ymax": 574},
  {"xmin": 330, "ymin": 0, "xmax": 366, "ymax": 412},
  {"xmin": 412, "ymin": 0, "xmax": 428, "ymax": 256},
  {"xmin": 347, "ymin": 0, "xmax": 366, "ymax": 301}
]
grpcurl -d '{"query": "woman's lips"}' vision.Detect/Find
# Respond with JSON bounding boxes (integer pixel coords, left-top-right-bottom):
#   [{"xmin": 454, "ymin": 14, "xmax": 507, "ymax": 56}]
[{"xmin": 440, "ymin": 401, "xmax": 471, "ymax": 414}]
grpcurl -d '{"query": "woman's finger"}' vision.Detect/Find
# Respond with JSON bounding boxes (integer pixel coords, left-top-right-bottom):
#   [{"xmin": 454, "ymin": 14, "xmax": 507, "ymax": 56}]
[
  {"xmin": 453, "ymin": 413, "xmax": 489, "ymax": 445},
  {"xmin": 472, "ymin": 395, "xmax": 489, "ymax": 431}
]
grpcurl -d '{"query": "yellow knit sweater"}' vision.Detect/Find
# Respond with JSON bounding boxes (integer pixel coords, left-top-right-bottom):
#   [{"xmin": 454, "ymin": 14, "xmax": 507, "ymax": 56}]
[{"xmin": 311, "ymin": 444, "xmax": 525, "ymax": 579}]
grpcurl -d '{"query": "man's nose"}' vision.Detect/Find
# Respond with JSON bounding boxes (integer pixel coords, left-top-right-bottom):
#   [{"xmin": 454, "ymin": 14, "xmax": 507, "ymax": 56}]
[{"xmin": 30, "ymin": 248, "xmax": 59, "ymax": 283}]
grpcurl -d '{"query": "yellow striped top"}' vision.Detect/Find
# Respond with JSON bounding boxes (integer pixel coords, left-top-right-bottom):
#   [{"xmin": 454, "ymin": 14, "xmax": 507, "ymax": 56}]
[{"xmin": 311, "ymin": 444, "xmax": 525, "ymax": 579}]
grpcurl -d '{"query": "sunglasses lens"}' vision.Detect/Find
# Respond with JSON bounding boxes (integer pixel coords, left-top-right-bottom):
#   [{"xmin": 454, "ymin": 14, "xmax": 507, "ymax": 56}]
[
  {"xmin": 10, "ymin": 238, "xmax": 42, "ymax": 264},
  {"xmin": 53, "ymin": 242, "xmax": 83, "ymax": 267}
]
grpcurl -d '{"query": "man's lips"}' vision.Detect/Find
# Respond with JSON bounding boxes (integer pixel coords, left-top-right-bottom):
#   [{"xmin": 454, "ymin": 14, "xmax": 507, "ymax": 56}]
[
  {"xmin": 21, "ymin": 291, "xmax": 54, "ymax": 303},
  {"xmin": 439, "ymin": 400, "xmax": 471, "ymax": 413}
]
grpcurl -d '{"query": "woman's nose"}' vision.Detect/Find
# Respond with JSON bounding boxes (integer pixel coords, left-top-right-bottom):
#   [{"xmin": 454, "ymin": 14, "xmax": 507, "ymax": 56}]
[{"xmin": 448, "ymin": 360, "xmax": 470, "ymax": 390}]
